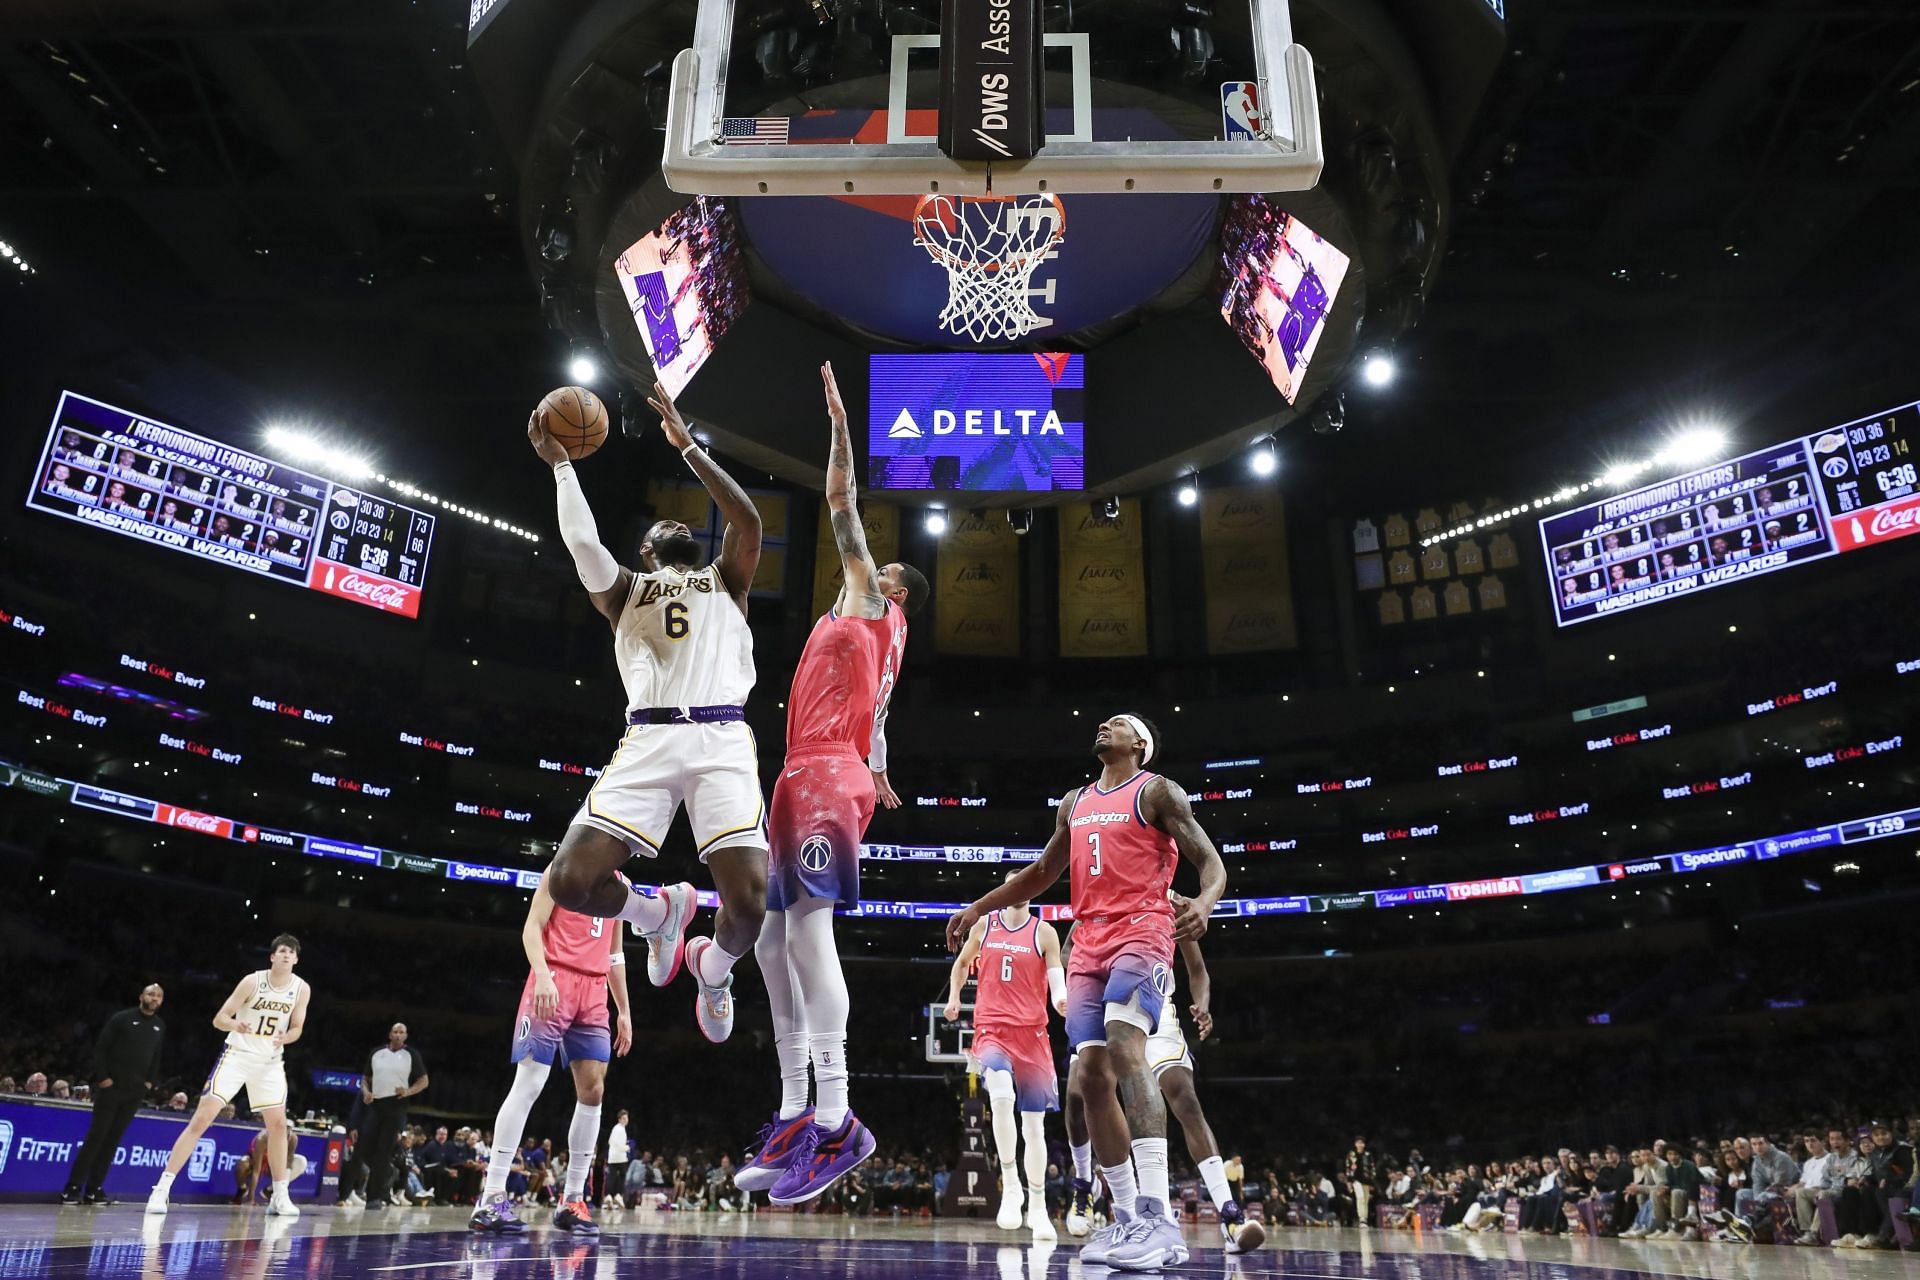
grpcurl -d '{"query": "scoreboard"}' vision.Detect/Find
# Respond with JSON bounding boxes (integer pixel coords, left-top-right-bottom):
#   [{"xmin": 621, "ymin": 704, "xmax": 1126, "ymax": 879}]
[
  {"xmin": 1541, "ymin": 401, "xmax": 1918, "ymax": 626},
  {"xmin": 26, "ymin": 391, "xmax": 435, "ymax": 619}
]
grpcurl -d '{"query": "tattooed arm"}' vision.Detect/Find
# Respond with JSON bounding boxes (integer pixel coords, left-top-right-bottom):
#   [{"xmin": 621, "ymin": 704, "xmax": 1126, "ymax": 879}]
[{"xmin": 821, "ymin": 362, "xmax": 887, "ymax": 620}]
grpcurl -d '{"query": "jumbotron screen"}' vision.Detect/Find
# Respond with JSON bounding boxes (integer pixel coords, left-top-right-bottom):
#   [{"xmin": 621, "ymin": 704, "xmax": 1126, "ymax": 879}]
[
  {"xmin": 867, "ymin": 352, "xmax": 1085, "ymax": 492},
  {"xmin": 27, "ymin": 391, "xmax": 436, "ymax": 619},
  {"xmin": 1541, "ymin": 401, "xmax": 1918, "ymax": 626},
  {"xmin": 613, "ymin": 196, "xmax": 748, "ymax": 398},
  {"xmin": 1218, "ymin": 195, "xmax": 1351, "ymax": 404}
]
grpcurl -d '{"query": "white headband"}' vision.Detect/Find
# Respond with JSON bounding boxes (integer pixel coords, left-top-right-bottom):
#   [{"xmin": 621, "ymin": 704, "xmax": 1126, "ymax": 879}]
[{"xmin": 1116, "ymin": 714, "xmax": 1154, "ymax": 766}]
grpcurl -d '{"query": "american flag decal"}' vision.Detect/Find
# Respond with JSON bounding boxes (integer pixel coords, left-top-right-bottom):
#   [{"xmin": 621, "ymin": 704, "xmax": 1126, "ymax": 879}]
[{"xmin": 721, "ymin": 117, "xmax": 791, "ymax": 145}]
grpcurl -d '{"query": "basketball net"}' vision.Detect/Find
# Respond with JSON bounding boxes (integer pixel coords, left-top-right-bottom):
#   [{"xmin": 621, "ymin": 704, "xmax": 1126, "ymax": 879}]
[{"xmin": 912, "ymin": 195, "xmax": 1066, "ymax": 344}]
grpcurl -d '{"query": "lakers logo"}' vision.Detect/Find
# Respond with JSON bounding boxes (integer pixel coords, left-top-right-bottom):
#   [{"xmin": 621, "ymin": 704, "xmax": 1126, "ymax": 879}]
[{"xmin": 799, "ymin": 835, "xmax": 833, "ymax": 874}]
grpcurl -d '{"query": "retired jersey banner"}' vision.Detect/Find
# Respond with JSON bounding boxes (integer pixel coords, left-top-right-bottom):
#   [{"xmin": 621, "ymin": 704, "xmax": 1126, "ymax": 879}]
[
  {"xmin": 935, "ymin": 508, "xmax": 1021, "ymax": 657},
  {"xmin": 810, "ymin": 503, "xmax": 900, "ymax": 618},
  {"xmin": 1058, "ymin": 499, "xmax": 1148, "ymax": 657},
  {"xmin": 1200, "ymin": 483, "xmax": 1297, "ymax": 653}
]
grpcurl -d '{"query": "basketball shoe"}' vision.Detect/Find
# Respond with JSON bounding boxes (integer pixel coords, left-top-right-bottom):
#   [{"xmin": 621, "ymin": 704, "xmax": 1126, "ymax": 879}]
[
  {"xmin": 686, "ymin": 936, "xmax": 736, "ymax": 1043},
  {"xmin": 734, "ymin": 1110, "xmax": 816, "ymax": 1193},
  {"xmin": 1220, "ymin": 1200, "xmax": 1265, "ymax": 1254},
  {"xmin": 641, "ymin": 882, "xmax": 696, "ymax": 987},
  {"xmin": 997, "ymin": 1175, "xmax": 1025, "ymax": 1230},
  {"xmin": 267, "ymin": 1186, "xmax": 301, "ymax": 1219},
  {"xmin": 469, "ymin": 1193, "xmax": 527, "ymax": 1235},
  {"xmin": 1079, "ymin": 1218, "xmax": 1129, "ymax": 1266},
  {"xmin": 1106, "ymin": 1199, "xmax": 1190, "ymax": 1272},
  {"xmin": 553, "ymin": 1199, "xmax": 600, "ymax": 1235},
  {"xmin": 767, "ymin": 1114, "xmax": 876, "ymax": 1205},
  {"xmin": 1028, "ymin": 1188, "xmax": 1057, "ymax": 1241},
  {"xmin": 1065, "ymin": 1178, "xmax": 1094, "ymax": 1237}
]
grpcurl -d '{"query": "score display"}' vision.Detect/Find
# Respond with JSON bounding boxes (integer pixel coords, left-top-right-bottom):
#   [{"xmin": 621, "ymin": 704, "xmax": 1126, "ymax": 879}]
[
  {"xmin": 26, "ymin": 391, "xmax": 435, "ymax": 618},
  {"xmin": 1541, "ymin": 401, "xmax": 1918, "ymax": 626}
]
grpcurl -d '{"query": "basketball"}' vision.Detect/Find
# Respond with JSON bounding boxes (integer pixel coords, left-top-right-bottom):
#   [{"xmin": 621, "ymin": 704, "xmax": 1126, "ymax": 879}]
[{"xmin": 539, "ymin": 386, "xmax": 609, "ymax": 460}]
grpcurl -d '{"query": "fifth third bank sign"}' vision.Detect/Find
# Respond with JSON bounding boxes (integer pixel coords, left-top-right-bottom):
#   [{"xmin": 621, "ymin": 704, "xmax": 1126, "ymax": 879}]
[{"xmin": 867, "ymin": 352, "xmax": 1086, "ymax": 493}]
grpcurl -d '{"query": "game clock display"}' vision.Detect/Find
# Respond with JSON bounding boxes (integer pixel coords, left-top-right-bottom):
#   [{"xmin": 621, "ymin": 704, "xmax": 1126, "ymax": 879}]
[
  {"xmin": 1541, "ymin": 401, "xmax": 1918, "ymax": 626},
  {"xmin": 27, "ymin": 391, "xmax": 436, "ymax": 619}
]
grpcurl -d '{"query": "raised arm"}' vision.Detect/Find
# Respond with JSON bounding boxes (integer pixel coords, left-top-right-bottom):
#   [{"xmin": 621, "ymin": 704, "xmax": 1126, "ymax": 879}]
[
  {"xmin": 647, "ymin": 381, "xmax": 762, "ymax": 606},
  {"xmin": 943, "ymin": 917, "xmax": 989, "ymax": 1020},
  {"xmin": 1178, "ymin": 937, "xmax": 1213, "ymax": 1039},
  {"xmin": 525, "ymin": 876, "xmax": 560, "ymax": 1020},
  {"xmin": 945, "ymin": 795, "xmax": 1076, "ymax": 951},
  {"xmin": 1141, "ymin": 775, "xmax": 1227, "ymax": 942},
  {"xmin": 531, "ymin": 406, "xmax": 632, "ymax": 623},
  {"xmin": 822, "ymin": 362, "xmax": 886, "ymax": 620}
]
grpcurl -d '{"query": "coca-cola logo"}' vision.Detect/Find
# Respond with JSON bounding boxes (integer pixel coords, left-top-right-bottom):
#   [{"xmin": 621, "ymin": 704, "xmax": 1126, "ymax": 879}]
[
  {"xmin": 335, "ymin": 573, "xmax": 411, "ymax": 608},
  {"xmin": 1868, "ymin": 505, "xmax": 1918, "ymax": 537},
  {"xmin": 171, "ymin": 809, "xmax": 225, "ymax": 834}
]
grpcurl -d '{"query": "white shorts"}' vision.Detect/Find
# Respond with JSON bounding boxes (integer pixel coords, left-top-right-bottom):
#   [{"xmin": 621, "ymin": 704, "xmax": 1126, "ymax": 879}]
[
  {"xmin": 1146, "ymin": 1003, "xmax": 1193, "ymax": 1079},
  {"xmin": 205, "ymin": 1044, "xmax": 288, "ymax": 1111},
  {"xmin": 571, "ymin": 721, "xmax": 767, "ymax": 860}
]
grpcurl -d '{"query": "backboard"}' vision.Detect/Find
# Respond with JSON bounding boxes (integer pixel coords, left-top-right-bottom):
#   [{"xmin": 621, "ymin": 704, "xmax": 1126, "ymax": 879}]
[{"xmin": 662, "ymin": 0, "xmax": 1322, "ymax": 196}]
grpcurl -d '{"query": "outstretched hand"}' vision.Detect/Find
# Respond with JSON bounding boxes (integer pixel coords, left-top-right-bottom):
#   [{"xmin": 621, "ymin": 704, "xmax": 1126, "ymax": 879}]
[
  {"xmin": 821, "ymin": 362, "xmax": 846, "ymax": 426},
  {"xmin": 646, "ymin": 380, "xmax": 694, "ymax": 452},
  {"xmin": 527, "ymin": 406, "xmax": 569, "ymax": 467},
  {"xmin": 945, "ymin": 905, "xmax": 982, "ymax": 953}
]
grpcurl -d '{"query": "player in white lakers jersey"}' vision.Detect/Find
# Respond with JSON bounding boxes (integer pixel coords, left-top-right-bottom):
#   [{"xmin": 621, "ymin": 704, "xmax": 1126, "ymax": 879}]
[
  {"xmin": 147, "ymin": 934, "xmax": 311, "ymax": 1218},
  {"xmin": 529, "ymin": 380, "xmax": 768, "ymax": 1043}
]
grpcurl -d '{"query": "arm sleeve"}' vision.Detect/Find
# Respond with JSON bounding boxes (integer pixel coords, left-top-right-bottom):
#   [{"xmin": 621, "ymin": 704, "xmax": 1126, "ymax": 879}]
[
  {"xmin": 868, "ymin": 710, "xmax": 889, "ymax": 774},
  {"xmin": 1047, "ymin": 966, "xmax": 1067, "ymax": 1006},
  {"xmin": 554, "ymin": 462, "xmax": 621, "ymax": 593}
]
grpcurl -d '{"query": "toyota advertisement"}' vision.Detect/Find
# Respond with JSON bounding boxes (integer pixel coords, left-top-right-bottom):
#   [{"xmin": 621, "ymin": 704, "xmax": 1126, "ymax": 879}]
[{"xmin": 867, "ymin": 353, "xmax": 1085, "ymax": 492}]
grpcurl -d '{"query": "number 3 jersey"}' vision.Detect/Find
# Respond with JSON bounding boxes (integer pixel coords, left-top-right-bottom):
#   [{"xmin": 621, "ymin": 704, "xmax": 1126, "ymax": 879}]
[
  {"xmin": 614, "ymin": 563, "xmax": 755, "ymax": 712},
  {"xmin": 1067, "ymin": 771, "xmax": 1178, "ymax": 924}
]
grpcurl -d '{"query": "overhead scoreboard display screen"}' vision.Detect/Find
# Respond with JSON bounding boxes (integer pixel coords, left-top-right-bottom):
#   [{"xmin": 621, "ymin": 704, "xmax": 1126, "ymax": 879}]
[
  {"xmin": 867, "ymin": 352, "xmax": 1085, "ymax": 492},
  {"xmin": 27, "ymin": 391, "xmax": 436, "ymax": 619},
  {"xmin": 1542, "ymin": 401, "xmax": 1919, "ymax": 626}
]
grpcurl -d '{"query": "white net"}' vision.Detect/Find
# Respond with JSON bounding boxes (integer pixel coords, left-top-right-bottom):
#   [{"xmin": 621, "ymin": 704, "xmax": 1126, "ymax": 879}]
[{"xmin": 912, "ymin": 195, "xmax": 1067, "ymax": 344}]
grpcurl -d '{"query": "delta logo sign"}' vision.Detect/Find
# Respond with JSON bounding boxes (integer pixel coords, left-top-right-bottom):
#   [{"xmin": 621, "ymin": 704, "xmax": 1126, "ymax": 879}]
[{"xmin": 868, "ymin": 352, "xmax": 1085, "ymax": 492}]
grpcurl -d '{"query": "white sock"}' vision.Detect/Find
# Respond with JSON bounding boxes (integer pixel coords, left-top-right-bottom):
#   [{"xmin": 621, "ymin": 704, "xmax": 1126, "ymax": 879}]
[
  {"xmin": 272, "ymin": 1179, "xmax": 289, "ymax": 1196},
  {"xmin": 565, "ymin": 1102, "xmax": 601, "ymax": 1201},
  {"xmin": 696, "ymin": 937, "xmax": 742, "ymax": 986},
  {"xmin": 618, "ymin": 886, "xmax": 670, "ymax": 933},
  {"xmin": 1197, "ymin": 1154, "xmax": 1233, "ymax": 1209},
  {"xmin": 1071, "ymin": 1142, "xmax": 1093, "ymax": 1182},
  {"xmin": 1020, "ymin": 1113, "xmax": 1048, "ymax": 1199},
  {"xmin": 1132, "ymin": 1138, "xmax": 1170, "ymax": 1213},
  {"xmin": 755, "ymin": 911, "xmax": 812, "ymax": 1119},
  {"xmin": 787, "ymin": 899, "xmax": 850, "ymax": 1128},
  {"xmin": 485, "ymin": 1059, "xmax": 553, "ymax": 1197},
  {"xmin": 777, "ymin": 1032, "xmax": 811, "ymax": 1119},
  {"xmin": 1101, "ymin": 1162, "xmax": 1138, "ymax": 1223},
  {"xmin": 155, "ymin": 1171, "xmax": 175, "ymax": 1194}
]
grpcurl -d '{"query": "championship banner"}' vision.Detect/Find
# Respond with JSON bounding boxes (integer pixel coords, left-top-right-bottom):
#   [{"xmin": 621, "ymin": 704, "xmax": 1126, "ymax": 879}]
[
  {"xmin": 647, "ymin": 482, "xmax": 789, "ymax": 597},
  {"xmin": 1059, "ymin": 498, "xmax": 1148, "ymax": 657},
  {"xmin": 1200, "ymin": 483, "xmax": 1298, "ymax": 653},
  {"xmin": 935, "ymin": 508, "xmax": 1021, "ymax": 657},
  {"xmin": 810, "ymin": 504, "xmax": 900, "ymax": 618}
]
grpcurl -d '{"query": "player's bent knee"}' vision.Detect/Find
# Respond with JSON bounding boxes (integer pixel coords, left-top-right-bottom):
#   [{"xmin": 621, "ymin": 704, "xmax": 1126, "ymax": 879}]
[{"xmin": 549, "ymin": 826, "xmax": 623, "ymax": 910}]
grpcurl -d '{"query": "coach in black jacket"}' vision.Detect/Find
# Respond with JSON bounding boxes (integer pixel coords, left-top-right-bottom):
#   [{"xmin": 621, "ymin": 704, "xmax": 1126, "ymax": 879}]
[{"xmin": 61, "ymin": 983, "xmax": 167, "ymax": 1204}]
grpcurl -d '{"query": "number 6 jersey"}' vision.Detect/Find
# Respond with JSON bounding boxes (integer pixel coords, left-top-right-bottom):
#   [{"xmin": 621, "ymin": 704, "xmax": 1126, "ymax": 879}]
[{"xmin": 615, "ymin": 564, "xmax": 756, "ymax": 711}]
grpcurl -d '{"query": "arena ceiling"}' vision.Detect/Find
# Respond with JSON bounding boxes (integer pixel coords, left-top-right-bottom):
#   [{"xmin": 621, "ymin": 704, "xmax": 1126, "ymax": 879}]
[{"xmin": 1, "ymin": 0, "xmax": 1917, "ymax": 514}]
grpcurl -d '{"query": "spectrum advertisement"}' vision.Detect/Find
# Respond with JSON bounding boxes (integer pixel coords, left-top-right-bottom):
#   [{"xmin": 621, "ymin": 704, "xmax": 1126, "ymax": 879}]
[
  {"xmin": 867, "ymin": 353, "xmax": 1085, "ymax": 492},
  {"xmin": 1541, "ymin": 400, "xmax": 1918, "ymax": 626}
]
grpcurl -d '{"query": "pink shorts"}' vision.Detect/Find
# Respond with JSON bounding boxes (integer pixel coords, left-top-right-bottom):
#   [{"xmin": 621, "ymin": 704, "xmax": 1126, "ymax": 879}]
[
  {"xmin": 1065, "ymin": 917, "xmax": 1174, "ymax": 1050},
  {"xmin": 510, "ymin": 968, "xmax": 611, "ymax": 1066},
  {"xmin": 972, "ymin": 1022, "xmax": 1059, "ymax": 1113}
]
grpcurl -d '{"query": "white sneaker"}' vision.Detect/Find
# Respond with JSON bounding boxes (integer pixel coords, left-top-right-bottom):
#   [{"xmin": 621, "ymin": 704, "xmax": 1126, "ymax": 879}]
[
  {"xmin": 642, "ymin": 882, "xmax": 696, "ymax": 987},
  {"xmin": 686, "ymin": 936, "xmax": 736, "ymax": 1044},
  {"xmin": 267, "ymin": 1189, "xmax": 301, "ymax": 1218},
  {"xmin": 144, "ymin": 1188, "xmax": 169, "ymax": 1216},
  {"xmin": 1028, "ymin": 1189, "xmax": 1056, "ymax": 1241},
  {"xmin": 1621, "ymin": 1225, "xmax": 1647, "ymax": 1239},
  {"xmin": 997, "ymin": 1180, "xmax": 1026, "ymax": 1231},
  {"xmin": 346, "ymin": 1191, "xmax": 366, "ymax": 1207}
]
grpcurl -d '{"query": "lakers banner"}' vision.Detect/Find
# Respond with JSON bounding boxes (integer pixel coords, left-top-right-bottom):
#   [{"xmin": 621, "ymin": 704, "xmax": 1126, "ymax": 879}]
[
  {"xmin": 1200, "ymin": 483, "xmax": 1298, "ymax": 653},
  {"xmin": 649, "ymin": 482, "xmax": 791, "ymax": 596},
  {"xmin": 1058, "ymin": 499, "xmax": 1148, "ymax": 657},
  {"xmin": 810, "ymin": 504, "xmax": 900, "ymax": 618},
  {"xmin": 935, "ymin": 508, "xmax": 1021, "ymax": 657}
]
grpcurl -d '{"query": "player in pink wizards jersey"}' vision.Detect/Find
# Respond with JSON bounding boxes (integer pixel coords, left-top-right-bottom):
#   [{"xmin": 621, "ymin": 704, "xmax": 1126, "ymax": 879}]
[
  {"xmin": 739, "ymin": 362, "xmax": 930, "ymax": 1207},
  {"xmin": 944, "ymin": 868, "xmax": 1067, "ymax": 1238},
  {"xmin": 470, "ymin": 871, "xmax": 632, "ymax": 1238},
  {"xmin": 948, "ymin": 714, "xmax": 1225, "ymax": 1272}
]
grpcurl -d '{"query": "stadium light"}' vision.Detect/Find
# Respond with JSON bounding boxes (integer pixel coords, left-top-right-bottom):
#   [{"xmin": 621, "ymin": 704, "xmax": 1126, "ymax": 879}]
[
  {"xmin": 266, "ymin": 425, "xmax": 540, "ymax": 542},
  {"xmin": 1658, "ymin": 423, "xmax": 1728, "ymax": 466},
  {"xmin": 924, "ymin": 507, "xmax": 949, "ymax": 536},
  {"xmin": 1249, "ymin": 437, "xmax": 1278, "ymax": 478},
  {"xmin": 1360, "ymin": 353, "xmax": 1396, "ymax": 388},
  {"xmin": 1176, "ymin": 477, "xmax": 1199, "ymax": 507},
  {"xmin": 568, "ymin": 355, "xmax": 597, "ymax": 383}
]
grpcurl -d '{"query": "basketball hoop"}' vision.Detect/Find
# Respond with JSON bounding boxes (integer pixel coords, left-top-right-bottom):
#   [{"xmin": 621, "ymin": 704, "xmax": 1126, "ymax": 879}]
[{"xmin": 912, "ymin": 194, "xmax": 1067, "ymax": 343}]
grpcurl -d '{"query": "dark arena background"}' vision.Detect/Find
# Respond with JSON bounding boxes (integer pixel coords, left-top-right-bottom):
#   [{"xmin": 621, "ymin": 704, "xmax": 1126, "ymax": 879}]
[{"xmin": 3, "ymin": 1, "xmax": 1920, "ymax": 1278}]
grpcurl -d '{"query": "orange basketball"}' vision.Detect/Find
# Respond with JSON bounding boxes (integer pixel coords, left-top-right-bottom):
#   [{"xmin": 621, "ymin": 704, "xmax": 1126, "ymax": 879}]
[{"xmin": 539, "ymin": 386, "xmax": 609, "ymax": 460}]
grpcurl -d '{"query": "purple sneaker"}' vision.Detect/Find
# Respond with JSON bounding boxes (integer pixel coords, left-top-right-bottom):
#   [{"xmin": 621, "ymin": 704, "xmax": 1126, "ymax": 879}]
[
  {"xmin": 468, "ymin": 1193, "xmax": 527, "ymax": 1235},
  {"xmin": 734, "ymin": 1110, "xmax": 816, "ymax": 1193},
  {"xmin": 766, "ymin": 1114, "xmax": 876, "ymax": 1205}
]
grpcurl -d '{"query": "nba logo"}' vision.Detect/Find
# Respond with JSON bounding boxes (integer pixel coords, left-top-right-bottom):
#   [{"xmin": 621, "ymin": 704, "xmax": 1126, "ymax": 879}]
[
  {"xmin": 0, "ymin": 1120, "xmax": 12, "ymax": 1175},
  {"xmin": 188, "ymin": 1137, "xmax": 217, "ymax": 1182},
  {"xmin": 1221, "ymin": 82, "xmax": 1261, "ymax": 141}
]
